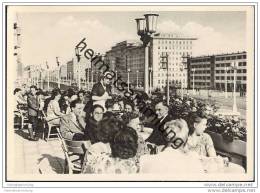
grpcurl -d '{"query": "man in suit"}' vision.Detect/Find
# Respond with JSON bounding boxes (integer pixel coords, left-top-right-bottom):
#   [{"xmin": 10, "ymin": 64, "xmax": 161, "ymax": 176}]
[
  {"xmin": 145, "ymin": 101, "xmax": 172, "ymax": 146},
  {"xmin": 27, "ymin": 85, "xmax": 40, "ymax": 141},
  {"xmin": 60, "ymin": 99, "xmax": 86, "ymax": 141}
]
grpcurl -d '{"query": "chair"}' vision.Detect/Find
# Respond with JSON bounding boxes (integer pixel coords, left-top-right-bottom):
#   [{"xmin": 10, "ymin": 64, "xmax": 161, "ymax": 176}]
[
  {"xmin": 41, "ymin": 111, "xmax": 61, "ymax": 141},
  {"xmin": 58, "ymin": 134, "xmax": 89, "ymax": 174}
]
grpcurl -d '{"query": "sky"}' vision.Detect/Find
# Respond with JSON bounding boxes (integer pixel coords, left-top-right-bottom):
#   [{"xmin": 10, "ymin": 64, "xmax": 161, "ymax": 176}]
[{"xmin": 17, "ymin": 11, "xmax": 247, "ymax": 69}]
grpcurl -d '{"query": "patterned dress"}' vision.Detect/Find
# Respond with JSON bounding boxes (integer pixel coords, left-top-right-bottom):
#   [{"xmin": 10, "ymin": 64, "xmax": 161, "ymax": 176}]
[
  {"xmin": 186, "ymin": 133, "xmax": 215, "ymax": 157},
  {"xmin": 81, "ymin": 142, "xmax": 139, "ymax": 174}
]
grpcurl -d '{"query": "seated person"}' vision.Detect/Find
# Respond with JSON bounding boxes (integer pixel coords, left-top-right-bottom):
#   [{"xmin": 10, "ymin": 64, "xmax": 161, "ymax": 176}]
[
  {"xmin": 77, "ymin": 90, "xmax": 87, "ymax": 105},
  {"xmin": 46, "ymin": 89, "xmax": 65, "ymax": 125},
  {"xmin": 60, "ymin": 99, "xmax": 86, "ymax": 141},
  {"xmin": 84, "ymin": 104, "xmax": 104, "ymax": 144},
  {"xmin": 14, "ymin": 88, "xmax": 27, "ymax": 108},
  {"xmin": 103, "ymin": 99, "xmax": 116, "ymax": 119},
  {"xmin": 82, "ymin": 126, "xmax": 139, "ymax": 174},
  {"xmin": 59, "ymin": 93, "xmax": 71, "ymax": 114},
  {"xmin": 124, "ymin": 100, "xmax": 134, "ymax": 113},
  {"xmin": 186, "ymin": 112, "xmax": 216, "ymax": 157},
  {"xmin": 145, "ymin": 101, "xmax": 172, "ymax": 146},
  {"xmin": 140, "ymin": 119, "xmax": 205, "ymax": 173},
  {"xmin": 121, "ymin": 112, "xmax": 149, "ymax": 157}
]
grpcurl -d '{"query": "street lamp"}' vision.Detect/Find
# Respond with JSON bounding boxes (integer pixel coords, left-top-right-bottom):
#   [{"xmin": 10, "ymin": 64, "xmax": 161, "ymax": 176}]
[
  {"xmin": 135, "ymin": 13, "xmax": 159, "ymax": 94},
  {"xmin": 69, "ymin": 72, "xmax": 72, "ymax": 86},
  {"xmin": 56, "ymin": 57, "xmax": 60, "ymax": 89},
  {"xmin": 225, "ymin": 66, "xmax": 228, "ymax": 99},
  {"xmin": 149, "ymin": 67, "xmax": 152, "ymax": 94},
  {"xmin": 230, "ymin": 61, "xmax": 238, "ymax": 113},
  {"xmin": 191, "ymin": 68, "xmax": 196, "ymax": 95},
  {"xmin": 136, "ymin": 70, "xmax": 139, "ymax": 88},
  {"xmin": 127, "ymin": 68, "xmax": 131, "ymax": 92},
  {"xmin": 181, "ymin": 54, "xmax": 189, "ymax": 100},
  {"xmin": 75, "ymin": 47, "xmax": 81, "ymax": 90},
  {"xmin": 160, "ymin": 52, "xmax": 169, "ymax": 105}
]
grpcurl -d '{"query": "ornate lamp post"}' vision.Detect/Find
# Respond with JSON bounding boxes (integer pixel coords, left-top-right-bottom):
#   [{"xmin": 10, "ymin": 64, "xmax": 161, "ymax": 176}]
[{"xmin": 135, "ymin": 13, "xmax": 159, "ymax": 94}]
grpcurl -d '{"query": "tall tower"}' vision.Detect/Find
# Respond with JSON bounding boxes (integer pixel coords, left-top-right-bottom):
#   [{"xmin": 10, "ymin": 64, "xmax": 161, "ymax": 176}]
[{"xmin": 14, "ymin": 13, "xmax": 23, "ymax": 85}]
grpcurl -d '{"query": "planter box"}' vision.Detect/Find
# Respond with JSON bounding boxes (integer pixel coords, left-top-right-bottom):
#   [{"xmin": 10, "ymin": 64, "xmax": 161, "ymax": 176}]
[{"xmin": 206, "ymin": 131, "xmax": 246, "ymax": 157}]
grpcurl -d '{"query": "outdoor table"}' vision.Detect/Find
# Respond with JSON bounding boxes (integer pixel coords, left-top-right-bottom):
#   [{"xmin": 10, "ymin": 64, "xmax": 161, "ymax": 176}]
[{"xmin": 138, "ymin": 127, "xmax": 153, "ymax": 141}]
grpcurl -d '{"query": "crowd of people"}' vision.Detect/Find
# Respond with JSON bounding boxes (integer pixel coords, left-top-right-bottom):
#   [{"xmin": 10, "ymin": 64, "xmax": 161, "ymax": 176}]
[{"xmin": 13, "ymin": 73, "xmax": 246, "ymax": 174}]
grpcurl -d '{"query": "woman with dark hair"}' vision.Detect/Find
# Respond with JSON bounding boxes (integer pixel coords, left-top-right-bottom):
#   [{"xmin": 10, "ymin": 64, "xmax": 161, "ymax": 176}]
[
  {"xmin": 81, "ymin": 124, "xmax": 139, "ymax": 174},
  {"xmin": 186, "ymin": 112, "xmax": 217, "ymax": 157},
  {"xmin": 121, "ymin": 112, "xmax": 149, "ymax": 157},
  {"xmin": 84, "ymin": 104, "xmax": 105, "ymax": 144},
  {"xmin": 46, "ymin": 89, "xmax": 65, "ymax": 125},
  {"xmin": 59, "ymin": 92, "xmax": 71, "ymax": 114}
]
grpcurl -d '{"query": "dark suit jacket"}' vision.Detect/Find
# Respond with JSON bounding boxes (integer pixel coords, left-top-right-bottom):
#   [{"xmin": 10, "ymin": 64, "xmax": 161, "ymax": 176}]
[
  {"xmin": 91, "ymin": 82, "xmax": 111, "ymax": 97},
  {"xmin": 27, "ymin": 93, "xmax": 39, "ymax": 117},
  {"xmin": 145, "ymin": 114, "xmax": 172, "ymax": 146},
  {"xmin": 84, "ymin": 117, "xmax": 99, "ymax": 144},
  {"xmin": 60, "ymin": 113, "xmax": 85, "ymax": 140}
]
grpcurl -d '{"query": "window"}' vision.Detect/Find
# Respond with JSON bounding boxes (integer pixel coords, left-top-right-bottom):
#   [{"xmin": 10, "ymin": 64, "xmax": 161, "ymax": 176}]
[
  {"xmin": 243, "ymin": 69, "xmax": 247, "ymax": 73},
  {"xmin": 243, "ymin": 76, "xmax": 246, "ymax": 80},
  {"xmin": 158, "ymin": 80, "xmax": 160, "ymax": 83}
]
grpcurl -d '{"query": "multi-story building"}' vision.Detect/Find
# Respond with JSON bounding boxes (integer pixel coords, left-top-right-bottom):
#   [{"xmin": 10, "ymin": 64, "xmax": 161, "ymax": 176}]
[
  {"xmin": 105, "ymin": 41, "xmax": 144, "ymax": 86},
  {"xmin": 66, "ymin": 57, "xmax": 91, "ymax": 83},
  {"xmin": 60, "ymin": 64, "xmax": 67, "ymax": 80},
  {"xmin": 187, "ymin": 51, "xmax": 247, "ymax": 92},
  {"xmin": 67, "ymin": 59, "xmax": 74, "ymax": 81},
  {"xmin": 104, "ymin": 34, "xmax": 197, "ymax": 90},
  {"xmin": 150, "ymin": 33, "xmax": 196, "ymax": 90}
]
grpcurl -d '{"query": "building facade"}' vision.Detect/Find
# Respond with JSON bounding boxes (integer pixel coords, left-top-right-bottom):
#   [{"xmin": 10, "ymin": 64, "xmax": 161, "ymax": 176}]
[
  {"xmin": 150, "ymin": 33, "xmax": 196, "ymax": 90},
  {"xmin": 105, "ymin": 41, "xmax": 144, "ymax": 87},
  {"xmin": 187, "ymin": 51, "xmax": 247, "ymax": 92},
  {"xmin": 104, "ymin": 34, "xmax": 197, "ymax": 91}
]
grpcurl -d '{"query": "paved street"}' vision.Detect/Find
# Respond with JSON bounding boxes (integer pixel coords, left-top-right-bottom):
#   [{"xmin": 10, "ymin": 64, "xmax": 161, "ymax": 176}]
[
  {"xmin": 178, "ymin": 89, "xmax": 247, "ymax": 119},
  {"xmin": 14, "ymin": 129, "xmax": 65, "ymax": 174}
]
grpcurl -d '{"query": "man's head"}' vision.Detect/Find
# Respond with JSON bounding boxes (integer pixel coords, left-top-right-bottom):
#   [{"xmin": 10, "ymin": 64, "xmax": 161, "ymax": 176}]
[
  {"xmin": 155, "ymin": 101, "xmax": 169, "ymax": 119},
  {"xmin": 30, "ymin": 85, "xmax": 37, "ymax": 95},
  {"xmin": 100, "ymin": 72, "xmax": 112, "ymax": 85},
  {"xmin": 92, "ymin": 104, "xmax": 104, "ymax": 122},
  {"xmin": 124, "ymin": 100, "xmax": 134, "ymax": 113},
  {"xmin": 70, "ymin": 99, "xmax": 84, "ymax": 117},
  {"xmin": 77, "ymin": 90, "xmax": 85, "ymax": 102}
]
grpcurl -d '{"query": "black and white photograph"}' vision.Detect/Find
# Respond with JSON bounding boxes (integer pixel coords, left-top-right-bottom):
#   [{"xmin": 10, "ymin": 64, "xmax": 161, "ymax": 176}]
[{"xmin": 4, "ymin": 2, "xmax": 256, "ymax": 185}]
